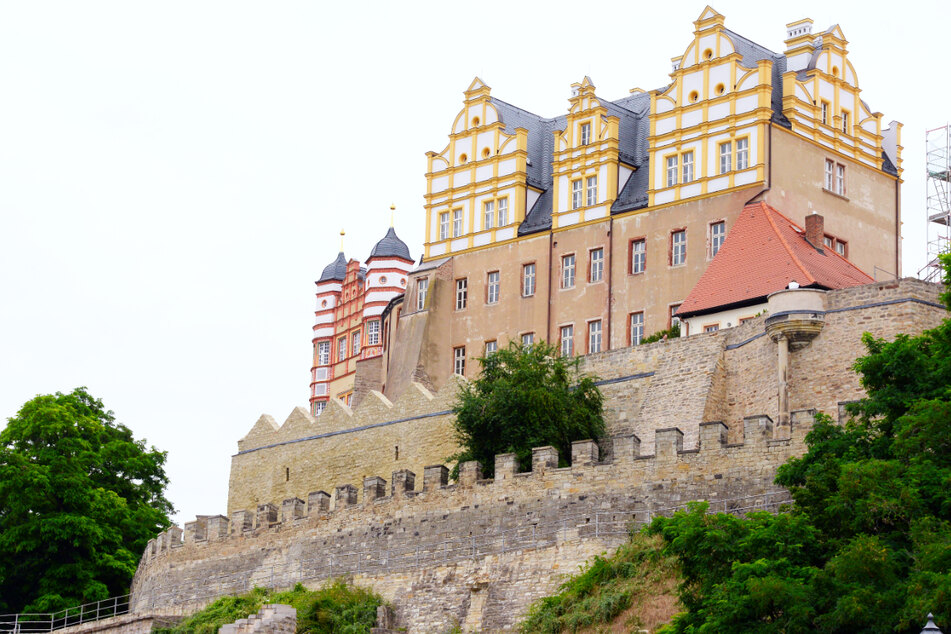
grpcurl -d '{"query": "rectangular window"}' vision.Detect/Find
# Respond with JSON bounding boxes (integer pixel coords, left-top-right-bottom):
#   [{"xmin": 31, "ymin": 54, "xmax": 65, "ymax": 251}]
[
  {"xmin": 521, "ymin": 332, "xmax": 534, "ymax": 347},
  {"xmin": 841, "ymin": 110, "xmax": 850, "ymax": 134},
  {"xmin": 313, "ymin": 401, "xmax": 326, "ymax": 416},
  {"xmin": 704, "ymin": 324, "xmax": 719, "ymax": 333},
  {"xmin": 317, "ymin": 341, "xmax": 330, "ymax": 365},
  {"xmin": 630, "ymin": 312, "xmax": 644, "ymax": 346},
  {"xmin": 485, "ymin": 340, "xmax": 497, "ymax": 356},
  {"xmin": 711, "ymin": 221, "xmax": 726, "ymax": 258},
  {"xmin": 588, "ymin": 320, "xmax": 602, "ymax": 354},
  {"xmin": 453, "ymin": 346, "xmax": 466, "ymax": 376},
  {"xmin": 522, "ymin": 262, "xmax": 536, "ymax": 297},
  {"xmin": 498, "ymin": 197, "xmax": 508, "ymax": 226},
  {"xmin": 580, "ymin": 122, "xmax": 591, "ymax": 146},
  {"xmin": 452, "ymin": 209, "xmax": 463, "ymax": 237},
  {"xmin": 483, "ymin": 200, "xmax": 494, "ymax": 230},
  {"xmin": 367, "ymin": 320, "xmax": 380, "ymax": 346},
  {"xmin": 562, "ymin": 254, "xmax": 576, "ymax": 288},
  {"xmin": 835, "ymin": 164, "xmax": 845, "ymax": 195},
  {"xmin": 824, "ymin": 235, "xmax": 834, "ymax": 248},
  {"xmin": 630, "ymin": 238, "xmax": 646, "ymax": 274},
  {"xmin": 337, "ymin": 336, "xmax": 347, "ymax": 362},
  {"xmin": 560, "ymin": 325, "xmax": 574, "ymax": 357},
  {"xmin": 666, "ymin": 155, "xmax": 678, "ymax": 187},
  {"xmin": 670, "ymin": 304, "xmax": 682, "ymax": 330},
  {"xmin": 821, "ymin": 101, "xmax": 829, "ymax": 125},
  {"xmin": 824, "ymin": 159, "xmax": 835, "ymax": 191},
  {"xmin": 836, "ymin": 239, "xmax": 847, "ymax": 257},
  {"xmin": 416, "ymin": 278, "xmax": 428, "ymax": 310},
  {"xmin": 682, "ymin": 151, "xmax": 694, "ymax": 183},
  {"xmin": 671, "ymin": 230, "xmax": 686, "ymax": 266},
  {"xmin": 487, "ymin": 271, "xmax": 500, "ymax": 304},
  {"xmin": 455, "ymin": 278, "xmax": 468, "ymax": 310},
  {"xmin": 439, "ymin": 212, "xmax": 449, "ymax": 240},
  {"xmin": 572, "ymin": 179, "xmax": 583, "ymax": 209},
  {"xmin": 719, "ymin": 142, "xmax": 732, "ymax": 174},
  {"xmin": 736, "ymin": 138, "xmax": 749, "ymax": 170},
  {"xmin": 586, "ymin": 175, "xmax": 598, "ymax": 206},
  {"xmin": 589, "ymin": 248, "xmax": 603, "ymax": 282}
]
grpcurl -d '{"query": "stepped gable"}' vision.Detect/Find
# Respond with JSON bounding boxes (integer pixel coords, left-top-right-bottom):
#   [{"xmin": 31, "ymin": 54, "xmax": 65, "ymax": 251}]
[
  {"xmin": 678, "ymin": 202, "xmax": 874, "ymax": 318},
  {"xmin": 317, "ymin": 251, "xmax": 347, "ymax": 283},
  {"xmin": 237, "ymin": 414, "xmax": 280, "ymax": 452},
  {"xmin": 368, "ymin": 226, "xmax": 412, "ymax": 261}
]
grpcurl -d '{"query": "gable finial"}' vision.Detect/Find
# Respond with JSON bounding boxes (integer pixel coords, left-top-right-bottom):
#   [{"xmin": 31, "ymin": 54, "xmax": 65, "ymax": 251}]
[
  {"xmin": 339, "ymin": 229, "xmax": 345, "ymax": 252},
  {"xmin": 390, "ymin": 204, "xmax": 396, "ymax": 228}
]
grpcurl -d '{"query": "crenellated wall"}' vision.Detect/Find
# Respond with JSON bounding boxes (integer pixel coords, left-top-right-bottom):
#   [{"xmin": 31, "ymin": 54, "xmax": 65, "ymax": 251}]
[{"xmin": 133, "ymin": 414, "xmax": 810, "ymax": 632}]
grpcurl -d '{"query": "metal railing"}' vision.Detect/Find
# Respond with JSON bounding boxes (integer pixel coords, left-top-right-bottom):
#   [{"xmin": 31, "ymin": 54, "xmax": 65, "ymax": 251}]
[
  {"xmin": 135, "ymin": 491, "xmax": 793, "ymax": 611},
  {"xmin": 0, "ymin": 595, "xmax": 129, "ymax": 633}
]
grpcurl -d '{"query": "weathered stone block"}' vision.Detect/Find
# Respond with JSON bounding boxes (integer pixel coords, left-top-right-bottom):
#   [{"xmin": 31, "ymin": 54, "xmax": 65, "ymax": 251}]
[
  {"xmin": 364, "ymin": 476, "xmax": 387, "ymax": 502},
  {"xmin": 391, "ymin": 469, "xmax": 416, "ymax": 497},
  {"xmin": 308, "ymin": 491, "xmax": 330, "ymax": 514},
  {"xmin": 459, "ymin": 461, "xmax": 482, "ymax": 487},
  {"xmin": 230, "ymin": 510, "xmax": 253, "ymax": 534},
  {"xmin": 495, "ymin": 453, "xmax": 518, "ymax": 481},
  {"xmin": 184, "ymin": 517, "xmax": 207, "ymax": 543},
  {"xmin": 655, "ymin": 428, "xmax": 684, "ymax": 461},
  {"xmin": 571, "ymin": 440, "xmax": 598, "ymax": 466},
  {"xmin": 531, "ymin": 446, "xmax": 558, "ymax": 473},
  {"xmin": 335, "ymin": 484, "xmax": 358, "ymax": 508},
  {"xmin": 206, "ymin": 515, "xmax": 229, "ymax": 541},
  {"xmin": 611, "ymin": 434, "xmax": 640, "ymax": 461},
  {"xmin": 423, "ymin": 465, "xmax": 448, "ymax": 491},
  {"xmin": 743, "ymin": 415, "xmax": 773, "ymax": 446},
  {"xmin": 255, "ymin": 503, "xmax": 278, "ymax": 529},
  {"xmin": 699, "ymin": 422, "xmax": 727, "ymax": 451},
  {"xmin": 281, "ymin": 497, "xmax": 305, "ymax": 523}
]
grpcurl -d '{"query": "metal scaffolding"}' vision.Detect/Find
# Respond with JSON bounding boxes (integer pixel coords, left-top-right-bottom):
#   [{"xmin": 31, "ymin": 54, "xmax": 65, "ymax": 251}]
[{"xmin": 920, "ymin": 124, "xmax": 951, "ymax": 282}]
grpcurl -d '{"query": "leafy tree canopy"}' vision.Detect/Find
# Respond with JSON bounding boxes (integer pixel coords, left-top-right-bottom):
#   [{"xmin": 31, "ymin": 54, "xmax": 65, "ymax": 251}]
[
  {"xmin": 0, "ymin": 388, "xmax": 173, "ymax": 613},
  {"xmin": 450, "ymin": 340, "xmax": 604, "ymax": 478},
  {"xmin": 647, "ymin": 256, "xmax": 951, "ymax": 633}
]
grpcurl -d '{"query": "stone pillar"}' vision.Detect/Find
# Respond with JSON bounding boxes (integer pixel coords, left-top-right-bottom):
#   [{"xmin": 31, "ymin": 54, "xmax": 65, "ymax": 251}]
[
  {"xmin": 494, "ymin": 453, "xmax": 518, "ymax": 481},
  {"xmin": 363, "ymin": 476, "xmax": 387, "ymax": 502},
  {"xmin": 458, "ymin": 461, "xmax": 482, "ymax": 487},
  {"xmin": 571, "ymin": 440, "xmax": 599, "ymax": 466},
  {"xmin": 423, "ymin": 465, "xmax": 448, "ymax": 491},
  {"xmin": 612, "ymin": 434, "xmax": 641, "ymax": 461},
  {"xmin": 391, "ymin": 470, "xmax": 416, "ymax": 497},
  {"xmin": 308, "ymin": 491, "xmax": 331, "ymax": 514},
  {"xmin": 335, "ymin": 484, "xmax": 358, "ymax": 509},
  {"xmin": 281, "ymin": 497, "xmax": 305, "ymax": 523},
  {"xmin": 531, "ymin": 446, "xmax": 558, "ymax": 473},
  {"xmin": 777, "ymin": 334, "xmax": 790, "ymax": 433},
  {"xmin": 655, "ymin": 428, "xmax": 684, "ymax": 461}
]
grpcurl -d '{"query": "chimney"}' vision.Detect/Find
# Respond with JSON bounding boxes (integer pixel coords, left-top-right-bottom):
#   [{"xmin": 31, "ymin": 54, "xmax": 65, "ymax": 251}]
[{"xmin": 805, "ymin": 213, "xmax": 824, "ymax": 248}]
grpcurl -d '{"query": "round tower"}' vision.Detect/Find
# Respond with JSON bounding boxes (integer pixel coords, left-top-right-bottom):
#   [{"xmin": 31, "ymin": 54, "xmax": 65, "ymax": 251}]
[
  {"xmin": 310, "ymin": 251, "xmax": 347, "ymax": 416},
  {"xmin": 362, "ymin": 224, "xmax": 414, "ymax": 359}
]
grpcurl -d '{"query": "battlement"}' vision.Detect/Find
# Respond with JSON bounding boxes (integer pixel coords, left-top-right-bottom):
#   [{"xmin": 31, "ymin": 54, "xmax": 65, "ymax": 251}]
[{"xmin": 146, "ymin": 410, "xmax": 815, "ymax": 562}]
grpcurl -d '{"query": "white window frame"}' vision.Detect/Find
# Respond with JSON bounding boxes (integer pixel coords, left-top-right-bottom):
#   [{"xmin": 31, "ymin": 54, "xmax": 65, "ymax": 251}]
[
  {"xmin": 439, "ymin": 212, "xmax": 449, "ymax": 240},
  {"xmin": 416, "ymin": 278, "xmax": 428, "ymax": 311},
  {"xmin": 497, "ymin": 197, "xmax": 508, "ymax": 226},
  {"xmin": 841, "ymin": 110, "xmax": 850, "ymax": 134},
  {"xmin": 835, "ymin": 163, "xmax": 846, "ymax": 196},
  {"xmin": 666, "ymin": 155, "xmax": 678, "ymax": 187},
  {"xmin": 452, "ymin": 209, "xmax": 463, "ymax": 237},
  {"xmin": 483, "ymin": 200, "xmax": 494, "ymax": 230},
  {"xmin": 736, "ymin": 138, "xmax": 749, "ymax": 170},
  {"xmin": 485, "ymin": 340, "xmax": 497, "ymax": 356},
  {"xmin": 719, "ymin": 142, "xmax": 732, "ymax": 174},
  {"xmin": 586, "ymin": 175, "xmax": 597, "ymax": 206},
  {"xmin": 522, "ymin": 262, "xmax": 536, "ymax": 297},
  {"xmin": 521, "ymin": 332, "xmax": 534, "ymax": 347},
  {"xmin": 317, "ymin": 341, "xmax": 330, "ymax": 365},
  {"xmin": 337, "ymin": 335, "xmax": 347, "ymax": 362},
  {"xmin": 631, "ymin": 239, "xmax": 646, "ymax": 274},
  {"xmin": 711, "ymin": 221, "xmax": 726, "ymax": 258},
  {"xmin": 589, "ymin": 248, "xmax": 603, "ymax": 283},
  {"xmin": 453, "ymin": 346, "xmax": 466, "ymax": 376},
  {"xmin": 580, "ymin": 122, "xmax": 591, "ymax": 146},
  {"xmin": 313, "ymin": 401, "xmax": 326, "ymax": 416},
  {"xmin": 366, "ymin": 320, "xmax": 380, "ymax": 346},
  {"xmin": 455, "ymin": 278, "xmax": 467, "ymax": 310},
  {"xmin": 351, "ymin": 330, "xmax": 361, "ymax": 356},
  {"xmin": 487, "ymin": 271, "xmax": 500, "ymax": 304},
  {"xmin": 562, "ymin": 254, "xmax": 576, "ymax": 289},
  {"xmin": 560, "ymin": 325, "xmax": 574, "ymax": 357},
  {"xmin": 824, "ymin": 159, "xmax": 835, "ymax": 191},
  {"xmin": 671, "ymin": 230, "xmax": 687, "ymax": 266},
  {"xmin": 821, "ymin": 101, "xmax": 829, "ymax": 126},
  {"xmin": 571, "ymin": 179, "xmax": 582, "ymax": 209},
  {"xmin": 588, "ymin": 320, "xmax": 602, "ymax": 354},
  {"xmin": 682, "ymin": 151, "xmax": 694, "ymax": 183},
  {"xmin": 630, "ymin": 312, "xmax": 644, "ymax": 346}
]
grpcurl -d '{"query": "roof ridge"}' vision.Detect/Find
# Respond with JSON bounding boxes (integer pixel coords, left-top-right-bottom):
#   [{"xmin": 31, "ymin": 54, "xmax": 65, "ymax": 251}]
[{"xmin": 758, "ymin": 203, "xmax": 816, "ymax": 285}]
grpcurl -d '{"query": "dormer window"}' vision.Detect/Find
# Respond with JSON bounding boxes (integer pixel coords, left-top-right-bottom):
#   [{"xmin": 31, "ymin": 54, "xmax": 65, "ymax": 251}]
[{"xmin": 580, "ymin": 122, "xmax": 591, "ymax": 146}]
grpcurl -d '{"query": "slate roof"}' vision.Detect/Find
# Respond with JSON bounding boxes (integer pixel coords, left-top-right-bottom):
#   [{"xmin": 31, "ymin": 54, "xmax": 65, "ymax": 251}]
[
  {"xmin": 677, "ymin": 202, "xmax": 874, "ymax": 318},
  {"xmin": 317, "ymin": 252, "xmax": 348, "ymax": 283},
  {"xmin": 369, "ymin": 227, "xmax": 412, "ymax": 261}
]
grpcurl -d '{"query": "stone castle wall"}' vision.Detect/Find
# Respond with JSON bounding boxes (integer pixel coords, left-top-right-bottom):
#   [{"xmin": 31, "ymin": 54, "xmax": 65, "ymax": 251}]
[{"xmin": 133, "ymin": 412, "xmax": 809, "ymax": 632}]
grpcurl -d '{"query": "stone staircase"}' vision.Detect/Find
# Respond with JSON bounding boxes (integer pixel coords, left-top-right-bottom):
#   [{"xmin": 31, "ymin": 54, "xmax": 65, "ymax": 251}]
[{"xmin": 219, "ymin": 604, "xmax": 296, "ymax": 633}]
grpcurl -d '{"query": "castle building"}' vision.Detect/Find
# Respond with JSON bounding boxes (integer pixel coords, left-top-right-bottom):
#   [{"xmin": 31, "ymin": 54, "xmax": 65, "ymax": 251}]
[
  {"xmin": 315, "ymin": 7, "xmax": 903, "ymax": 410},
  {"xmin": 310, "ymin": 227, "xmax": 413, "ymax": 414}
]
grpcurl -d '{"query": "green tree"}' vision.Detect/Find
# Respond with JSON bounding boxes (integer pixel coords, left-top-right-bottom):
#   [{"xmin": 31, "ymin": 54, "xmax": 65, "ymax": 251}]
[
  {"xmin": 0, "ymin": 388, "xmax": 173, "ymax": 613},
  {"xmin": 450, "ymin": 340, "xmax": 604, "ymax": 478},
  {"xmin": 647, "ymin": 257, "xmax": 951, "ymax": 633}
]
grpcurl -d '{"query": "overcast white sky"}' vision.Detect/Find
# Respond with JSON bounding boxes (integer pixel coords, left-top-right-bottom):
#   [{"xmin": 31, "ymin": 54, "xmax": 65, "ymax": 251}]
[{"xmin": 1, "ymin": 1, "xmax": 947, "ymax": 527}]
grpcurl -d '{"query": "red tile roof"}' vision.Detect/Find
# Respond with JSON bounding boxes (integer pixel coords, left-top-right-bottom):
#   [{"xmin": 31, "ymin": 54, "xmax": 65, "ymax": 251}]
[{"xmin": 678, "ymin": 201, "xmax": 874, "ymax": 317}]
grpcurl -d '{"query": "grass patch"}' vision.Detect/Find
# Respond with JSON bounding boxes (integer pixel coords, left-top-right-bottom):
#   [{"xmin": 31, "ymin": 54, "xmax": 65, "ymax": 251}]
[
  {"xmin": 518, "ymin": 533, "xmax": 681, "ymax": 633},
  {"xmin": 153, "ymin": 580, "xmax": 383, "ymax": 634}
]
